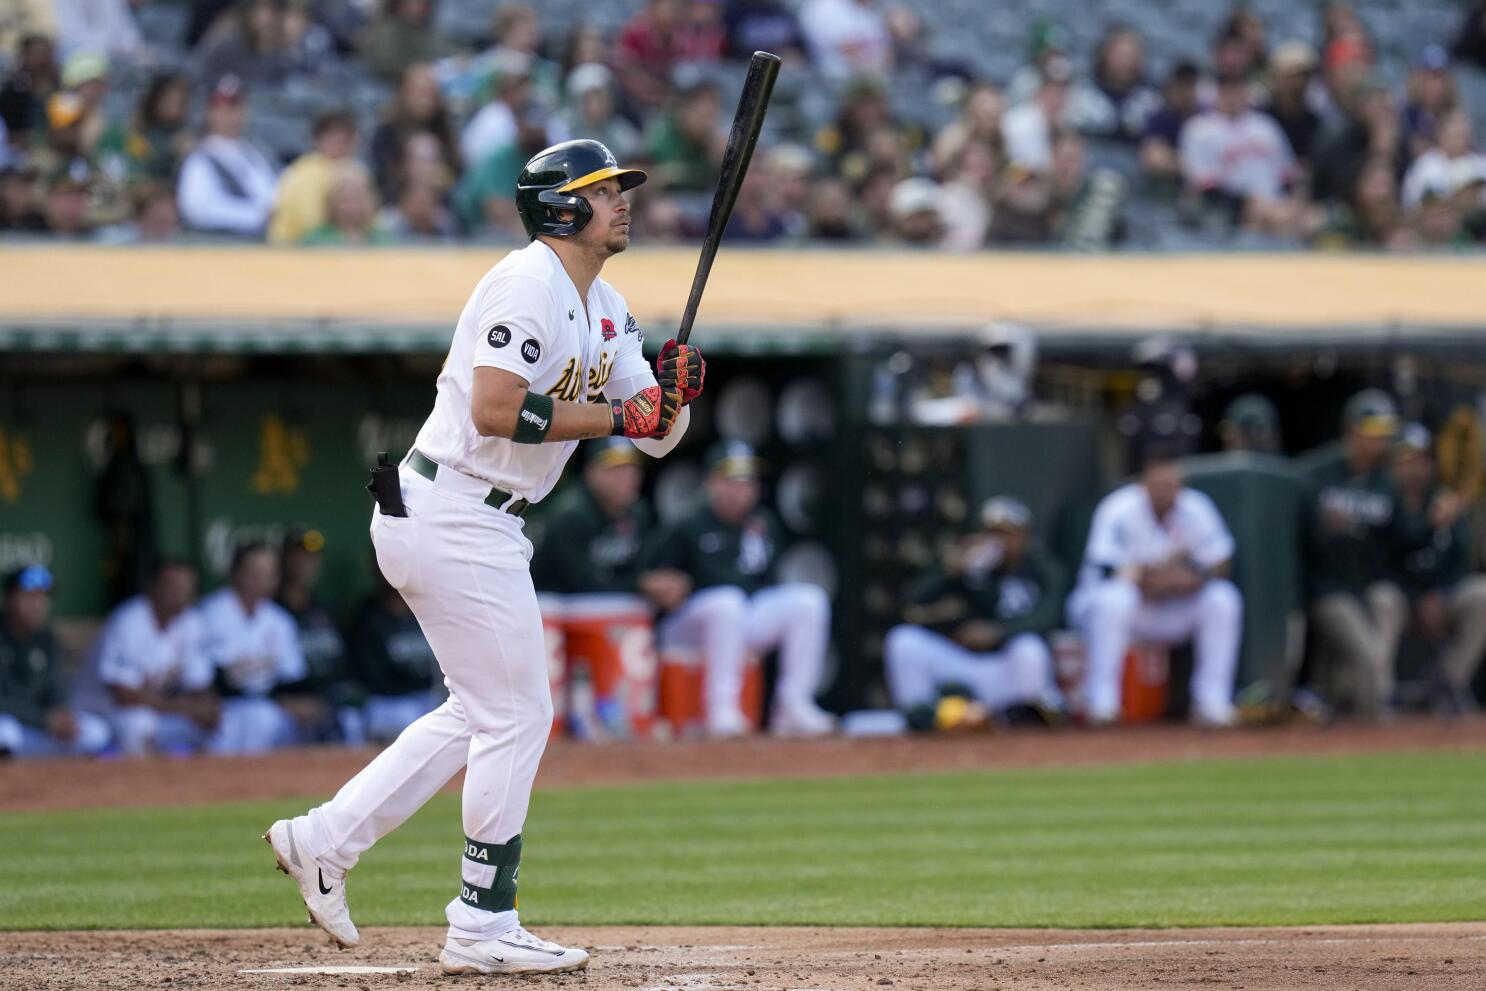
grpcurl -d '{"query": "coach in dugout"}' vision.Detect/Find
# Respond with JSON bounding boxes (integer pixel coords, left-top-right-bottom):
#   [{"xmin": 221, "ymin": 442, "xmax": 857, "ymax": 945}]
[
  {"xmin": 532, "ymin": 437, "xmax": 687, "ymax": 608},
  {"xmin": 1068, "ymin": 443, "xmax": 1243, "ymax": 727},
  {"xmin": 0, "ymin": 564, "xmax": 110, "ymax": 757},
  {"xmin": 639, "ymin": 441, "xmax": 836, "ymax": 739},
  {"xmin": 1304, "ymin": 391, "xmax": 1445, "ymax": 718},
  {"xmin": 884, "ymin": 497, "xmax": 1067, "ymax": 730},
  {"xmin": 197, "ymin": 542, "xmax": 309, "ymax": 752},
  {"xmin": 93, "ymin": 558, "xmax": 221, "ymax": 754}
]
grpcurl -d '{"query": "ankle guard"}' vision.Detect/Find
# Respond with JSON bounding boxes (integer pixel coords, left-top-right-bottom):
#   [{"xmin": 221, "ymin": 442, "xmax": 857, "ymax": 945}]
[{"xmin": 459, "ymin": 834, "xmax": 522, "ymax": 913}]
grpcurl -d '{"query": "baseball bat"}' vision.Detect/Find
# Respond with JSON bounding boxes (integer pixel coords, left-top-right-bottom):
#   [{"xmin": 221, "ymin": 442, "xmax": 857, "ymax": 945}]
[{"xmin": 675, "ymin": 51, "xmax": 781, "ymax": 345}]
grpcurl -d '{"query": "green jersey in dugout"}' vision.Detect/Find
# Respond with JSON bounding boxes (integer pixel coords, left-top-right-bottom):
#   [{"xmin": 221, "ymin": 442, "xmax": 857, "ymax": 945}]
[
  {"xmin": 903, "ymin": 546, "xmax": 1067, "ymax": 643},
  {"xmin": 640, "ymin": 502, "xmax": 785, "ymax": 596},
  {"xmin": 532, "ymin": 484, "xmax": 652, "ymax": 596}
]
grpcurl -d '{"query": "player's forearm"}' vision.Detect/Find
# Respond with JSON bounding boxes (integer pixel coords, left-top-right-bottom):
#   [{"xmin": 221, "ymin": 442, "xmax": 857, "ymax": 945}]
[{"xmin": 474, "ymin": 385, "xmax": 612, "ymax": 442}]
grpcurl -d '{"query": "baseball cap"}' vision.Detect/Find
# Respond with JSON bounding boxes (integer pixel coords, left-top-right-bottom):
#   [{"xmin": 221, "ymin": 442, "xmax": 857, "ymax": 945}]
[
  {"xmin": 1271, "ymin": 41, "xmax": 1318, "ymax": 76},
  {"xmin": 566, "ymin": 62, "xmax": 614, "ymax": 101},
  {"xmin": 283, "ymin": 525, "xmax": 326, "ymax": 554},
  {"xmin": 1398, "ymin": 422, "xmax": 1432, "ymax": 453},
  {"xmin": 1341, "ymin": 388, "xmax": 1399, "ymax": 437},
  {"xmin": 1221, "ymin": 393, "xmax": 1279, "ymax": 433},
  {"xmin": 1415, "ymin": 44, "xmax": 1450, "ymax": 71},
  {"xmin": 589, "ymin": 436, "xmax": 643, "ymax": 468},
  {"xmin": 889, "ymin": 177, "xmax": 940, "ymax": 219},
  {"xmin": 979, "ymin": 496, "xmax": 1032, "ymax": 532},
  {"xmin": 707, "ymin": 440, "xmax": 766, "ymax": 479},
  {"xmin": 4, "ymin": 563, "xmax": 54, "ymax": 594},
  {"xmin": 61, "ymin": 51, "xmax": 108, "ymax": 89},
  {"xmin": 210, "ymin": 74, "xmax": 246, "ymax": 106}
]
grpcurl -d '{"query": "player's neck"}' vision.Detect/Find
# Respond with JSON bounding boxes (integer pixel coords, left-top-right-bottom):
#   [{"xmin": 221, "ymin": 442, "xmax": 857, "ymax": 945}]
[{"xmin": 540, "ymin": 236, "xmax": 606, "ymax": 300}]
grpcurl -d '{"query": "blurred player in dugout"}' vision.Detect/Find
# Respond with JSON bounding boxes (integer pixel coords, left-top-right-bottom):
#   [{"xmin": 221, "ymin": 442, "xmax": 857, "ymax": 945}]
[
  {"xmin": 639, "ymin": 441, "xmax": 836, "ymax": 738},
  {"xmin": 884, "ymin": 497, "xmax": 1068, "ymax": 730}
]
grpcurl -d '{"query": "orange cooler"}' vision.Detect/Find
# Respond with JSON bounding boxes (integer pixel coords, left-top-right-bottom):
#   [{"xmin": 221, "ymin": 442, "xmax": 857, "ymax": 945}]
[
  {"xmin": 560, "ymin": 594, "xmax": 659, "ymax": 740},
  {"xmin": 657, "ymin": 646, "xmax": 765, "ymax": 737}
]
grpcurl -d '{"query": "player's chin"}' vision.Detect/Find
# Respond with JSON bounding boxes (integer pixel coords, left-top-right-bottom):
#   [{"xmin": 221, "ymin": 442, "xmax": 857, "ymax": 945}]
[{"xmin": 607, "ymin": 230, "xmax": 631, "ymax": 253}]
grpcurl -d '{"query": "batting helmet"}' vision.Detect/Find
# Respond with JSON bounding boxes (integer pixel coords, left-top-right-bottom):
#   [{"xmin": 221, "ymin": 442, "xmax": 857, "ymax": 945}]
[{"xmin": 514, "ymin": 139, "xmax": 647, "ymax": 239}]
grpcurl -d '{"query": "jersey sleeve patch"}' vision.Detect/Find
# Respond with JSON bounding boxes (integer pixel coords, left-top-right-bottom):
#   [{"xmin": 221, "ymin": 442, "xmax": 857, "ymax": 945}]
[
  {"xmin": 520, "ymin": 339, "xmax": 542, "ymax": 364},
  {"xmin": 487, "ymin": 325, "xmax": 512, "ymax": 349}
]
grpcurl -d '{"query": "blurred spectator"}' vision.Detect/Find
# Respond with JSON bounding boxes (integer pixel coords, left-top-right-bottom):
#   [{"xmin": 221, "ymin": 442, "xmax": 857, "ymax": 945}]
[
  {"xmin": 276, "ymin": 528, "xmax": 362, "ymax": 742},
  {"xmin": 1068, "ymin": 446, "xmax": 1242, "ymax": 727},
  {"xmin": 177, "ymin": 76, "xmax": 279, "ymax": 237},
  {"xmin": 0, "ymin": 162, "xmax": 45, "ymax": 231},
  {"xmin": 194, "ymin": 0, "xmax": 298, "ymax": 88},
  {"xmin": 380, "ymin": 174, "xmax": 457, "ymax": 240},
  {"xmin": 763, "ymin": 143, "xmax": 813, "ymax": 238},
  {"xmin": 454, "ymin": 116, "xmax": 549, "ymax": 238},
  {"xmin": 1303, "ymin": 390, "xmax": 1415, "ymax": 719},
  {"xmin": 0, "ymin": 3, "xmax": 56, "ymax": 60},
  {"xmin": 1180, "ymin": 73, "xmax": 1299, "ymax": 235},
  {"xmin": 817, "ymin": 77, "xmax": 899, "ymax": 181},
  {"xmin": 640, "ymin": 442, "xmax": 836, "ymax": 739},
  {"xmin": 28, "ymin": 89, "xmax": 94, "ymax": 181},
  {"xmin": 646, "ymin": 80, "xmax": 725, "ymax": 193},
  {"xmin": 884, "ymin": 497, "xmax": 1066, "ymax": 730},
  {"xmin": 1261, "ymin": 42, "xmax": 1322, "ymax": 166},
  {"xmin": 1413, "ymin": 191, "xmax": 1474, "ymax": 248},
  {"xmin": 40, "ymin": 166, "xmax": 95, "ymax": 238},
  {"xmin": 479, "ymin": 2, "xmax": 562, "ymax": 110},
  {"xmin": 726, "ymin": 168, "xmax": 791, "ymax": 242},
  {"xmin": 269, "ymin": 109, "xmax": 363, "ymax": 244},
  {"xmin": 557, "ymin": 23, "xmax": 607, "ymax": 80},
  {"xmin": 1392, "ymin": 424, "xmax": 1486, "ymax": 715},
  {"xmin": 369, "ymin": 63, "xmax": 460, "ymax": 200},
  {"xmin": 358, "ymin": 0, "xmax": 453, "ymax": 83},
  {"xmin": 300, "ymin": 165, "xmax": 391, "ymax": 244},
  {"xmin": 799, "ymin": 0, "xmax": 890, "ymax": 80},
  {"xmin": 59, "ymin": 50, "xmax": 109, "ymax": 154},
  {"xmin": 1400, "ymin": 109, "xmax": 1486, "ymax": 211},
  {"xmin": 1139, "ymin": 61, "xmax": 1200, "ymax": 184},
  {"xmin": 1312, "ymin": 75, "xmax": 1401, "ymax": 206},
  {"xmin": 934, "ymin": 137, "xmax": 994, "ymax": 250},
  {"xmin": 281, "ymin": 0, "xmax": 340, "ymax": 77},
  {"xmin": 1319, "ymin": 26, "xmax": 1372, "ymax": 124},
  {"xmin": 460, "ymin": 52, "xmax": 537, "ymax": 172},
  {"xmin": 1219, "ymin": 3, "xmax": 1268, "ymax": 77},
  {"xmin": 1006, "ymin": 17, "xmax": 1072, "ymax": 106},
  {"xmin": 198, "ymin": 542, "xmax": 305, "ymax": 752},
  {"xmin": 99, "ymin": 180, "xmax": 184, "ymax": 242},
  {"xmin": 0, "ymin": 564, "xmax": 111, "ymax": 757},
  {"xmin": 724, "ymin": 0, "xmax": 807, "ymax": 62},
  {"xmin": 1074, "ymin": 24, "xmax": 1159, "ymax": 144},
  {"xmin": 1218, "ymin": 393, "xmax": 1282, "ymax": 453},
  {"xmin": 0, "ymin": 34, "xmax": 58, "ymax": 147},
  {"xmin": 556, "ymin": 64, "xmax": 642, "ymax": 165},
  {"xmin": 1317, "ymin": 155, "xmax": 1411, "ymax": 249},
  {"xmin": 349, "ymin": 564, "xmax": 439, "ymax": 742},
  {"xmin": 94, "ymin": 559, "xmax": 218, "ymax": 755},
  {"xmin": 1321, "ymin": 0, "xmax": 1368, "ymax": 52},
  {"xmin": 617, "ymin": 0, "xmax": 726, "ymax": 115},
  {"xmin": 989, "ymin": 129, "xmax": 1101, "ymax": 245},
  {"xmin": 1002, "ymin": 55, "xmax": 1072, "ymax": 173},
  {"xmin": 1402, "ymin": 45, "xmax": 1458, "ymax": 158},
  {"xmin": 1454, "ymin": 1, "xmax": 1486, "ymax": 70},
  {"xmin": 887, "ymin": 176, "xmax": 943, "ymax": 247},
  {"xmin": 804, "ymin": 175, "xmax": 858, "ymax": 239},
  {"xmin": 96, "ymin": 72, "xmax": 195, "ymax": 184},
  {"xmin": 53, "ymin": 0, "xmax": 143, "ymax": 59},
  {"xmin": 932, "ymin": 82, "xmax": 1004, "ymax": 171}
]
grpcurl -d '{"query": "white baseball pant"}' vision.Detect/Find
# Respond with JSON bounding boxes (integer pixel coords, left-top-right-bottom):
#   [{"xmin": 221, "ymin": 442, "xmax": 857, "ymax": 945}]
[
  {"xmin": 882, "ymin": 626, "xmax": 1060, "ymax": 711},
  {"xmin": 658, "ymin": 583, "xmax": 830, "ymax": 725},
  {"xmin": 291, "ymin": 467, "xmax": 551, "ymax": 940},
  {"xmin": 1070, "ymin": 578, "xmax": 1243, "ymax": 722}
]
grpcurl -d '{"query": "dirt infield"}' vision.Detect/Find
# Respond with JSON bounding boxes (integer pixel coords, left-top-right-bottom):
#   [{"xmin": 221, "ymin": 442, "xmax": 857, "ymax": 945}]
[
  {"xmin": 5, "ymin": 717, "xmax": 1486, "ymax": 813},
  {"xmin": 3, "ymin": 923, "xmax": 1485, "ymax": 991}
]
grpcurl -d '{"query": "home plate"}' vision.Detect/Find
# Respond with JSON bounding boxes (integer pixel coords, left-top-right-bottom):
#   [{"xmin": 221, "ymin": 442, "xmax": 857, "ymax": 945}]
[{"xmin": 239, "ymin": 966, "xmax": 419, "ymax": 975}]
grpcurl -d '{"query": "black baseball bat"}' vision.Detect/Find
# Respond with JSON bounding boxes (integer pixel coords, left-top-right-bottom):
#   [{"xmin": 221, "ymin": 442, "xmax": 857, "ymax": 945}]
[{"xmin": 675, "ymin": 51, "xmax": 781, "ymax": 345}]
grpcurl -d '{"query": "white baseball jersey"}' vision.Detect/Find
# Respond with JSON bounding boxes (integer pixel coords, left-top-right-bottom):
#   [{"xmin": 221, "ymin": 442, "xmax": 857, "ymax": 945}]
[
  {"xmin": 197, "ymin": 588, "xmax": 306, "ymax": 697},
  {"xmin": 1076, "ymin": 483, "xmax": 1235, "ymax": 592},
  {"xmin": 1179, "ymin": 109, "xmax": 1295, "ymax": 199},
  {"xmin": 412, "ymin": 239, "xmax": 653, "ymax": 503},
  {"xmin": 95, "ymin": 595, "xmax": 212, "ymax": 694}
]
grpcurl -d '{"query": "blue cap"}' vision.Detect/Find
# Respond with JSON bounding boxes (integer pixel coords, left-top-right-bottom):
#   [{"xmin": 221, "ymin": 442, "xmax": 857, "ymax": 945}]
[
  {"xmin": 5, "ymin": 564, "xmax": 53, "ymax": 594},
  {"xmin": 1416, "ymin": 45, "xmax": 1449, "ymax": 71}
]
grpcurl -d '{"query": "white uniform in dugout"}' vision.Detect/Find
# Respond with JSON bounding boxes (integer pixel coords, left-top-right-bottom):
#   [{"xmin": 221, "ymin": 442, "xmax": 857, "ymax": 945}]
[
  {"xmin": 1067, "ymin": 478, "xmax": 1242, "ymax": 726},
  {"xmin": 265, "ymin": 139, "xmax": 698, "ymax": 976}
]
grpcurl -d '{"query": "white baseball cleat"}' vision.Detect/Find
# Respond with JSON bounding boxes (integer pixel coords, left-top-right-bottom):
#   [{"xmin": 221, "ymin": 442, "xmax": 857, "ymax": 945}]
[
  {"xmin": 706, "ymin": 707, "xmax": 752, "ymax": 739},
  {"xmin": 439, "ymin": 926, "xmax": 590, "ymax": 975},
  {"xmin": 770, "ymin": 702, "xmax": 836, "ymax": 738},
  {"xmin": 264, "ymin": 819, "xmax": 360, "ymax": 948},
  {"xmin": 1190, "ymin": 703, "xmax": 1238, "ymax": 729}
]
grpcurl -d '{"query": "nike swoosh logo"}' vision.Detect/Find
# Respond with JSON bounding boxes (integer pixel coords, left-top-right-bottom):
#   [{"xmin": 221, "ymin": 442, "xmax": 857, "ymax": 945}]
[
  {"xmin": 318, "ymin": 868, "xmax": 334, "ymax": 896},
  {"xmin": 568, "ymin": 309, "xmax": 575, "ymax": 320}
]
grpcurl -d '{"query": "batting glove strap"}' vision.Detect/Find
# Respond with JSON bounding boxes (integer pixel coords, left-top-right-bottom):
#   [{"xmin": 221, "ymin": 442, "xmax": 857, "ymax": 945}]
[{"xmin": 656, "ymin": 339, "xmax": 706, "ymax": 404}]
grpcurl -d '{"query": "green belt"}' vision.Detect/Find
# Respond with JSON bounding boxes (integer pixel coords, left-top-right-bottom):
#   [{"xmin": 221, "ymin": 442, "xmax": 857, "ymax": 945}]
[{"xmin": 406, "ymin": 449, "xmax": 528, "ymax": 517}]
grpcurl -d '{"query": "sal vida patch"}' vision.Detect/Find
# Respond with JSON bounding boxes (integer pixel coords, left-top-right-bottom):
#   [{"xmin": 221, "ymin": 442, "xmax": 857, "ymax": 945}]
[
  {"xmin": 487, "ymin": 325, "xmax": 511, "ymax": 348},
  {"xmin": 521, "ymin": 339, "xmax": 542, "ymax": 364}
]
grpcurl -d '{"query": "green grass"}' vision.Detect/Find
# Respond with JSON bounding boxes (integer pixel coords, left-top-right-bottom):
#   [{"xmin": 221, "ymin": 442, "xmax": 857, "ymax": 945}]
[{"xmin": 3, "ymin": 750, "xmax": 1485, "ymax": 931}]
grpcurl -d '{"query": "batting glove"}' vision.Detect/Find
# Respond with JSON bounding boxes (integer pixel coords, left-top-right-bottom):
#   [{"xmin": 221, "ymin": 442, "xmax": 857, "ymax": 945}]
[
  {"xmin": 611, "ymin": 384, "xmax": 683, "ymax": 439},
  {"xmin": 656, "ymin": 339, "xmax": 706, "ymax": 404}
]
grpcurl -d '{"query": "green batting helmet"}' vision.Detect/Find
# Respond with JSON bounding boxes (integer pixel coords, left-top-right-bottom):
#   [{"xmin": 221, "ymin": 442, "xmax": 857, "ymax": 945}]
[{"xmin": 514, "ymin": 139, "xmax": 647, "ymax": 239}]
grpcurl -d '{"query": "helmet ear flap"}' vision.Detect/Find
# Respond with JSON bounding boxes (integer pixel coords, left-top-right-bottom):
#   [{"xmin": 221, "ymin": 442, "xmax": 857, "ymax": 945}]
[{"xmin": 535, "ymin": 189, "xmax": 592, "ymax": 237}]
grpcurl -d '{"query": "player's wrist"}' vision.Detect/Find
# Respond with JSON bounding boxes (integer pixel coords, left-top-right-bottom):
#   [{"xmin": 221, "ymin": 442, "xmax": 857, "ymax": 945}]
[{"xmin": 609, "ymin": 400, "xmax": 623, "ymax": 436}]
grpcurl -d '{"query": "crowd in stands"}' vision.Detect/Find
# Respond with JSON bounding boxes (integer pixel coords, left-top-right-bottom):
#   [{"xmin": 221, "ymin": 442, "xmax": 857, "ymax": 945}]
[
  {"xmin": 2, "ymin": 0, "xmax": 1486, "ymax": 248},
  {"xmin": 4, "ymin": 389, "xmax": 1485, "ymax": 757}
]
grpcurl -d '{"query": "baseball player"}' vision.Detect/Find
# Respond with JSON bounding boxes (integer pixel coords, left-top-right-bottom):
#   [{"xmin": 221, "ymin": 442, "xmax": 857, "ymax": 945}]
[
  {"xmin": 265, "ymin": 139, "xmax": 703, "ymax": 975},
  {"xmin": 884, "ymin": 497, "xmax": 1067, "ymax": 729},
  {"xmin": 639, "ymin": 441, "xmax": 835, "ymax": 738},
  {"xmin": 1067, "ymin": 444, "xmax": 1243, "ymax": 726}
]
